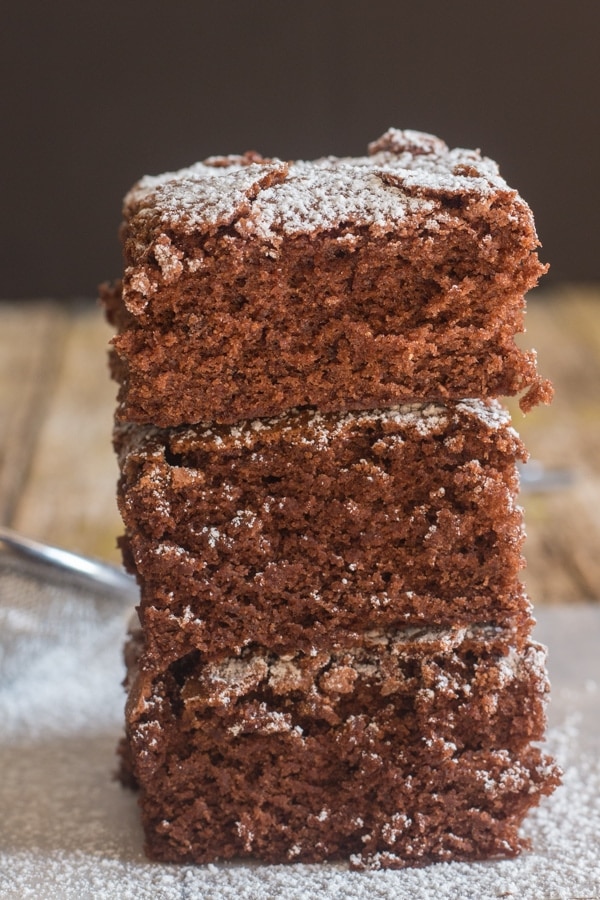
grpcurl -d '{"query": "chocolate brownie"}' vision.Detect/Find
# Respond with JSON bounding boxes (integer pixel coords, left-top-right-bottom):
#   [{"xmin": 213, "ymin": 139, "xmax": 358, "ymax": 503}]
[
  {"xmin": 122, "ymin": 619, "xmax": 560, "ymax": 868},
  {"xmin": 109, "ymin": 129, "xmax": 559, "ymax": 869},
  {"xmin": 115, "ymin": 400, "xmax": 531, "ymax": 668},
  {"xmin": 102, "ymin": 128, "xmax": 551, "ymax": 427}
]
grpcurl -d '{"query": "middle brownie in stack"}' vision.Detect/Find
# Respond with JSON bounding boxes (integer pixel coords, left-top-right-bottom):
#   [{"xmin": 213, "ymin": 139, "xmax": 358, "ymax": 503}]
[{"xmin": 109, "ymin": 129, "xmax": 560, "ymax": 868}]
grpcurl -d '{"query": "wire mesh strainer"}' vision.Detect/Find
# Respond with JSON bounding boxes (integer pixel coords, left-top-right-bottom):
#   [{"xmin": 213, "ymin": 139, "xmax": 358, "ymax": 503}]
[{"xmin": 0, "ymin": 527, "xmax": 138, "ymax": 685}]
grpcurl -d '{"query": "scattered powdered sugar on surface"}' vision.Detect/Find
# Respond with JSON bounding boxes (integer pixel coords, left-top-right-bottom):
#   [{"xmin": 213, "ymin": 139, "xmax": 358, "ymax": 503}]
[
  {"xmin": 124, "ymin": 129, "xmax": 518, "ymax": 241},
  {"xmin": 0, "ymin": 607, "xmax": 598, "ymax": 900}
]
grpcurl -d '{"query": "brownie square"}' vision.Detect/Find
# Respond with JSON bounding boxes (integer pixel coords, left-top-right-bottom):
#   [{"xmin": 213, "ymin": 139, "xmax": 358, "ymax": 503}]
[
  {"xmin": 102, "ymin": 129, "xmax": 550, "ymax": 427},
  {"xmin": 122, "ymin": 621, "xmax": 560, "ymax": 868},
  {"xmin": 115, "ymin": 400, "xmax": 530, "ymax": 668}
]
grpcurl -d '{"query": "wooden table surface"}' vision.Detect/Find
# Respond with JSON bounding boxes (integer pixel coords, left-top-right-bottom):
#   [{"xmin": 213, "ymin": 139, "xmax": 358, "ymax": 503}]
[{"xmin": 1, "ymin": 286, "xmax": 599, "ymax": 606}]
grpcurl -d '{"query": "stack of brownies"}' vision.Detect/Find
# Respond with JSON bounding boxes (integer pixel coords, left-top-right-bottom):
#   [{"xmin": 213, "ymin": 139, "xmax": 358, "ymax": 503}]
[{"xmin": 103, "ymin": 128, "xmax": 560, "ymax": 869}]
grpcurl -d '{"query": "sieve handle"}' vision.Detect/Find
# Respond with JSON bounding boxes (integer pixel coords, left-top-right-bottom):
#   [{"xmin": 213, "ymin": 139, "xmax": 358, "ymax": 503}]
[{"xmin": 0, "ymin": 526, "xmax": 138, "ymax": 601}]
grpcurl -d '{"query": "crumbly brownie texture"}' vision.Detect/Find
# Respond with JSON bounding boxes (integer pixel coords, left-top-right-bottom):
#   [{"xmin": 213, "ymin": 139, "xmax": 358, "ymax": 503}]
[
  {"xmin": 122, "ymin": 621, "xmax": 560, "ymax": 868},
  {"xmin": 102, "ymin": 128, "xmax": 551, "ymax": 427},
  {"xmin": 115, "ymin": 400, "xmax": 531, "ymax": 667}
]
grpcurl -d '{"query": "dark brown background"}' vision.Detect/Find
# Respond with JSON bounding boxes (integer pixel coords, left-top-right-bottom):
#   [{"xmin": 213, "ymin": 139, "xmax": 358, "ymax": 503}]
[{"xmin": 1, "ymin": 0, "xmax": 598, "ymax": 298}]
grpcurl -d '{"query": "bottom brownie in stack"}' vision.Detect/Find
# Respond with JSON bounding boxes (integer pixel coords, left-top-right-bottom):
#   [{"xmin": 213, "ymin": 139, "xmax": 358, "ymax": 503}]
[
  {"xmin": 116, "ymin": 399, "xmax": 560, "ymax": 868},
  {"xmin": 122, "ymin": 621, "xmax": 558, "ymax": 868}
]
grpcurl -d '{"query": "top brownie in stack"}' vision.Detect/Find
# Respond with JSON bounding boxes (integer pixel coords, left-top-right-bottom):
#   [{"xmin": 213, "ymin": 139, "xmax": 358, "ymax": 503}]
[{"xmin": 103, "ymin": 129, "xmax": 551, "ymax": 427}]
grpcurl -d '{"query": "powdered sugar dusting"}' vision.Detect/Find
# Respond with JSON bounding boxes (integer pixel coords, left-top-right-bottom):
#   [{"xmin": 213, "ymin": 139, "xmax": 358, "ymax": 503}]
[
  {"xmin": 127, "ymin": 160, "xmax": 289, "ymax": 234},
  {"xmin": 161, "ymin": 399, "xmax": 514, "ymax": 458},
  {"xmin": 456, "ymin": 399, "xmax": 512, "ymax": 431},
  {"xmin": 124, "ymin": 129, "xmax": 517, "ymax": 242},
  {"xmin": 172, "ymin": 626, "xmax": 543, "ymax": 714}
]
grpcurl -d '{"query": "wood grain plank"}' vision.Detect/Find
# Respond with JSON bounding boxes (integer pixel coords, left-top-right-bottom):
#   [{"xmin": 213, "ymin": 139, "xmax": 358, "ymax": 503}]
[
  {"xmin": 509, "ymin": 288, "xmax": 600, "ymax": 604},
  {"xmin": 0, "ymin": 301, "xmax": 68, "ymax": 525},
  {"xmin": 10, "ymin": 302, "xmax": 122, "ymax": 563}
]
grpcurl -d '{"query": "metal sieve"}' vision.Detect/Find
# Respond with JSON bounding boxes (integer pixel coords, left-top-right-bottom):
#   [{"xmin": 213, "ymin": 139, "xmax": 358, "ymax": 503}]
[{"xmin": 0, "ymin": 527, "xmax": 138, "ymax": 685}]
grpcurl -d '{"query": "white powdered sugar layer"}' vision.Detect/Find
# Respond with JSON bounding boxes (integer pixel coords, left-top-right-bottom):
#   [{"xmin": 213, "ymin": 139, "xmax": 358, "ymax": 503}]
[
  {"xmin": 158, "ymin": 398, "xmax": 514, "ymax": 457},
  {"xmin": 124, "ymin": 129, "xmax": 519, "ymax": 240}
]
